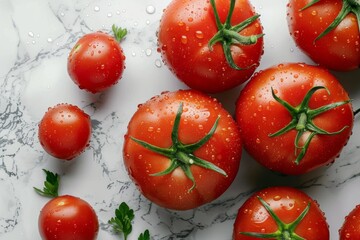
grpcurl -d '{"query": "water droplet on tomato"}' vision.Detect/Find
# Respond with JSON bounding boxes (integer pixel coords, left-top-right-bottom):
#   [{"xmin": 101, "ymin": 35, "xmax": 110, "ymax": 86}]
[
  {"xmin": 195, "ymin": 31, "xmax": 204, "ymax": 39},
  {"xmin": 256, "ymin": 138, "xmax": 261, "ymax": 144},
  {"xmin": 188, "ymin": 17, "xmax": 193, "ymax": 22},
  {"xmin": 311, "ymin": 10, "xmax": 317, "ymax": 16},
  {"xmin": 181, "ymin": 35, "xmax": 188, "ymax": 44},
  {"xmin": 273, "ymin": 195, "xmax": 281, "ymax": 201}
]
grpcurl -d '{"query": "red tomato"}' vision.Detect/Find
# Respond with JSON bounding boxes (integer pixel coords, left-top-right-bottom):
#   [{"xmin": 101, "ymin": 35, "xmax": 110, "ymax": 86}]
[
  {"xmin": 233, "ymin": 186, "xmax": 329, "ymax": 240},
  {"xmin": 123, "ymin": 90, "xmax": 242, "ymax": 210},
  {"xmin": 339, "ymin": 204, "xmax": 360, "ymax": 239},
  {"xmin": 158, "ymin": 0, "xmax": 264, "ymax": 93},
  {"xmin": 287, "ymin": 0, "xmax": 360, "ymax": 71},
  {"xmin": 235, "ymin": 63, "xmax": 353, "ymax": 175},
  {"xmin": 38, "ymin": 103, "xmax": 91, "ymax": 160},
  {"xmin": 67, "ymin": 27, "xmax": 126, "ymax": 93},
  {"xmin": 38, "ymin": 195, "xmax": 99, "ymax": 240}
]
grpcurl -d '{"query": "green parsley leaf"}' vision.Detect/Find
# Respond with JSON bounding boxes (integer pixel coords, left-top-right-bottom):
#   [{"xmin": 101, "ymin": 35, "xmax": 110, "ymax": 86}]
[
  {"xmin": 109, "ymin": 202, "xmax": 135, "ymax": 240},
  {"xmin": 33, "ymin": 169, "xmax": 59, "ymax": 198},
  {"xmin": 138, "ymin": 229, "xmax": 150, "ymax": 240}
]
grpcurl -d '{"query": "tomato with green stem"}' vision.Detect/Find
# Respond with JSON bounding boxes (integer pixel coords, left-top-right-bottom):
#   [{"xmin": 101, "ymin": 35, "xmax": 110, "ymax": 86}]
[
  {"xmin": 123, "ymin": 90, "xmax": 242, "ymax": 210},
  {"xmin": 233, "ymin": 186, "xmax": 329, "ymax": 240},
  {"xmin": 38, "ymin": 103, "xmax": 91, "ymax": 160},
  {"xmin": 35, "ymin": 169, "xmax": 99, "ymax": 240},
  {"xmin": 158, "ymin": 0, "xmax": 264, "ymax": 93},
  {"xmin": 235, "ymin": 63, "xmax": 353, "ymax": 175},
  {"xmin": 287, "ymin": 0, "xmax": 360, "ymax": 71},
  {"xmin": 68, "ymin": 25, "xmax": 127, "ymax": 93}
]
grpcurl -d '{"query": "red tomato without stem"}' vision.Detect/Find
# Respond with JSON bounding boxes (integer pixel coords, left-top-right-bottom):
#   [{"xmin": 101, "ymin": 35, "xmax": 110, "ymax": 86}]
[
  {"xmin": 68, "ymin": 28, "xmax": 126, "ymax": 93},
  {"xmin": 235, "ymin": 63, "xmax": 353, "ymax": 175},
  {"xmin": 123, "ymin": 90, "xmax": 242, "ymax": 210},
  {"xmin": 38, "ymin": 103, "xmax": 91, "ymax": 160},
  {"xmin": 233, "ymin": 186, "xmax": 329, "ymax": 240},
  {"xmin": 158, "ymin": 0, "xmax": 264, "ymax": 93},
  {"xmin": 339, "ymin": 204, "xmax": 360, "ymax": 239},
  {"xmin": 287, "ymin": 0, "xmax": 360, "ymax": 71},
  {"xmin": 38, "ymin": 195, "xmax": 99, "ymax": 240}
]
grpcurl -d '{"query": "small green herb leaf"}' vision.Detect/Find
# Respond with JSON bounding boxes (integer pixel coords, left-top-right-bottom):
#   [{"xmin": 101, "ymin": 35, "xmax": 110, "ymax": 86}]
[
  {"xmin": 138, "ymin": 229, "xmax": 150, "ymax": 240},
  {"xmin": 33, "ymin": 169, "xmax": 59, "ymax": 198},
  {"xmin": 109, "ymin": 202, "xmax": 135, "ymax": 240},
  {"xmin": 112, "ymin": 24, "xmax": 128, "ymax": 42}
]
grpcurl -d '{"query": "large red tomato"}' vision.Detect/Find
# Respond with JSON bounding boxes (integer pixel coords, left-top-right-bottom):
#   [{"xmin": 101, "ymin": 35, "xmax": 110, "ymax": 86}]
[
  {"xmin": 339, "ymin": 204, "xmax": 360, "ymax": 239},
  {"xmin": 123, "ymin": 90, "xmax": 242, "ymax": 210},
  {"xmin": 158, "ymin": 0, "xmax": 264, "ymax": 93},
  {"xmin": 38, "ymin": 195, "xmax": 99, "ymax": 240},
  {"xmin": 67, "ymin": 26, "xmax": 126, "ymax": 93},
  {"xmin": 38, "ymin": 103, "xmax": 91, "ymax": 160},
  {"xmin": 233, "ymin": 186, "xmax": 329, "ymax": 240},
  {"xmin": 287, "ymin": 0, "xmax": 360, "ymax": 71},
  {"xmin": 235, "ymin": 63, "xmax": 353, "ymax": 175}
]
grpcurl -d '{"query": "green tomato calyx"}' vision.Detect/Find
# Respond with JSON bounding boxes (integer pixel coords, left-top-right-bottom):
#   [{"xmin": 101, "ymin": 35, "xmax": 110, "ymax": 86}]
[
  {"xmin": 112, "ymin": 24, "xmax": 128, "ymax": 42},
  {"xmin": 131, "ymin": 103, "xmax": 227, "ymax": 192},
  {"xmin": 269, "ymin": 86, "xmax": 350, "ymax": 165},
  {"xmin": 240, "ymin": 197, "xmax": 310, "ymax": 240},
  {"xmin": 301, "ymin": 0, "xmax": 360, "ymax": 41},
  {"xmin": 208, "ymin": 0, "xmax": 264, "ymax": 70}
]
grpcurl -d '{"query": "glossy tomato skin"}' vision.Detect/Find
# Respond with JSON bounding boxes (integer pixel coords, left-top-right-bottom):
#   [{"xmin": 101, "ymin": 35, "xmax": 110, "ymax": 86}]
[
  {"xmin": 339, "ymin": 205, "xmax": 360, "ymax": 239},
  {"xmin": 68, "ymin": 32, "xmax": 125, "ymax": 93},
  {"xmin": 233, "ymin": 186, "xmax": 329, "ymax": 240},
  {"xmin": 235, "ymin": 63, "xmax": 353, "ymax": 175},
  {"xmin": 123, "ymin": 90, "xmax": 242, "ymax": 210},
  {"xmin": 287, "ymin": 0, "xmax": 360, "ymax": 71},
  {"xmin": 38, "ymin": 195, "xmax": 99, "ymax": 240},
  {"xmin": 38, "ymin": 103, "xmax": 91, "ymax": 160},
  {"xmin": 158, "ymin": 0, "xmax": 264, "ymax": 93}
]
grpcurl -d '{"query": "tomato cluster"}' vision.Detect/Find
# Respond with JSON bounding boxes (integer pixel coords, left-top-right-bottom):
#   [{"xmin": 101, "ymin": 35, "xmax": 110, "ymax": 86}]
[{"xmin": 33, "ymin": 0, "xmax": 360, "ymax": 239}]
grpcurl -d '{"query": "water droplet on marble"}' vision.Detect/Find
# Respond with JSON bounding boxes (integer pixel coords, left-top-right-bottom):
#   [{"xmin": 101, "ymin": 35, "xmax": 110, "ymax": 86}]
[
  {"xmin": 145, "ymin": 49, "xmax": 152, "ymax": 56},
  {"xmin": 146, "ymin": 5, "xmax": 156, "ymax": 14},
  {"xmin": 155, "ymin": 59, "xmax": 162, "ymax": 68},
  {"xmin": 107, "ymin": 12, "xmax": 112, "ymax": 17},
  {"xmin": 94, "ymin": 6, "xmax": 100, "ymax": 12},
  {"xmin": 28, "ymin": 32, "xmax": 34, "ymax": 38}
]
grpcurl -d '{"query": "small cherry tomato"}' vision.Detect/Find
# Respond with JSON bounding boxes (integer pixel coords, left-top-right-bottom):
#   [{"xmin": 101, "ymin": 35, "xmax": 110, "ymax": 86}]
[
  {"xmin": 38, "ymin": 195, "xmax": 99, "ymax": 240},
  {"xmin": 233, "ymin": 186, "xmax": 329, "ymax": 240},
  {"xmin": 67, "ymin": 25, "xmax": 127, "ymax": 93},
  {"xmin": 38, "ymin": 103, "xmax": 91, "ymax": 160}
]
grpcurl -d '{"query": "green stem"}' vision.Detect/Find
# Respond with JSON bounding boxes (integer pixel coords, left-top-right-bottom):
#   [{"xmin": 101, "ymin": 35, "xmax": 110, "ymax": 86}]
[
  {"xmin": 269, "ymin": 86, "xmax": 350, "ymax": 164},
  {"xmin": 301, "ymin": 0, "xmax": 360, "ymax": 41},
  {"xmin": 208, "ymin": 0, "xmax": 263, "ymax": 70},
  {"xmin": 131, "ymin": 103, "xmax": 226, "ymax": 192},
  {"xmin": 296, "ymin": 113, "xmax": 307, "ymax": 131}
]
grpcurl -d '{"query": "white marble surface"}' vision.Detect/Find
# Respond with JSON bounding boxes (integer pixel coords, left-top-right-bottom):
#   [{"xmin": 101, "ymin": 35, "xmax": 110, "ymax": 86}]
[{"xmin": 0, "ymin": 0, "xmax": 360, "ymax": 239}]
